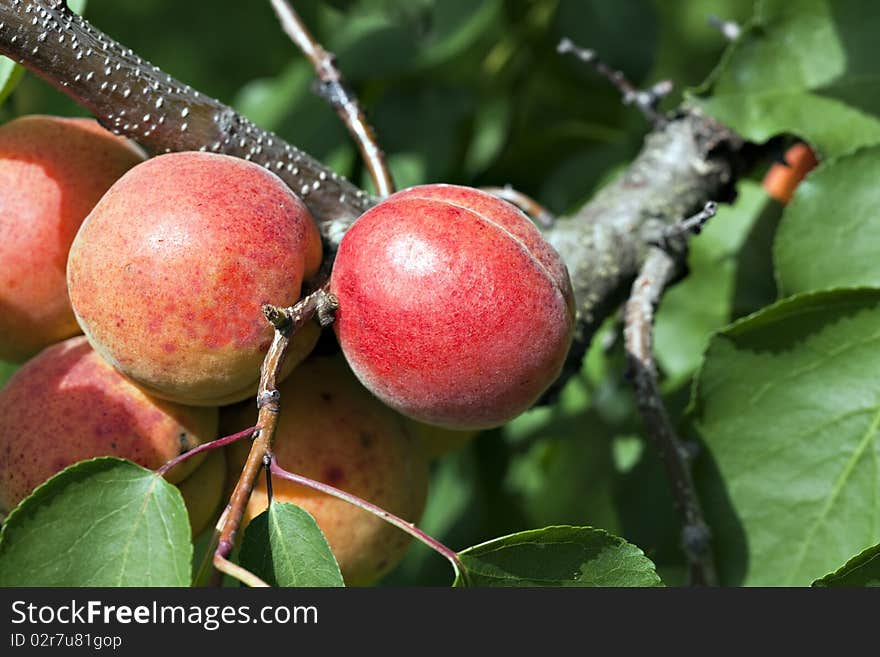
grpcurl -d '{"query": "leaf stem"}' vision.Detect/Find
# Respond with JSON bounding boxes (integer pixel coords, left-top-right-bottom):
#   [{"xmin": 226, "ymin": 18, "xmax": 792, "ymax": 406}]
[
  {"xmin": 269, "ymin": 458, "xmax": 463, "ymax": 579},
  {"xmin": 155, "ymin": 426, "xmax": 257, "ymax": 478}
]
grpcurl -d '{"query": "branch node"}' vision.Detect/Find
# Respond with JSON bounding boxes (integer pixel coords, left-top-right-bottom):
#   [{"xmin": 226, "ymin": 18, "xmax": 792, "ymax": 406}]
[
  {"xmin": 316, "ymin": 291, "xmax": 339, "ymax": 327},
  {"xmin": 256, "ymin": 389, "xmax": 281, "ymax": 412},
  {"xmin": 263, "ymin": 303, "xmax": 291, "ymax": 330}
]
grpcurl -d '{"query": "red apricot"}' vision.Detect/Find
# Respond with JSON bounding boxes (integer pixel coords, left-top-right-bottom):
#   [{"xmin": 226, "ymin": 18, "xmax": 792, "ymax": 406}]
[
  {"xmin": 0, "ymin": 115, "xmax": 145, "ymax": 362},
  {"xmin": 67, "ymin": 151, "xmax": 323, "ymax": 406},
  {"xmin": 330, "ymin": 184, "xmax": 575, "ymax": 430},
  {"xmin": 0, "ymin": 336, "xmax": 218, "ymax": 515},
  {"xmin": 224, "ymin": 355, "xmax": 429, "ymax": 586}
]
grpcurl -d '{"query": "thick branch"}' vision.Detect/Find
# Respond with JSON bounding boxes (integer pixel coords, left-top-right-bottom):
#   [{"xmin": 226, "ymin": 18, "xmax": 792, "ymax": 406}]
[
  {"xmin": 0, "ymin": 0, "xmax": 372, "ymax": 244},
  {"xmin": 624, "ymin": 246, "xmax": 716, "ymax": 586},
  {"xmin": 541, "ymin": 110, "xmax": 743, "ymax": 400}
]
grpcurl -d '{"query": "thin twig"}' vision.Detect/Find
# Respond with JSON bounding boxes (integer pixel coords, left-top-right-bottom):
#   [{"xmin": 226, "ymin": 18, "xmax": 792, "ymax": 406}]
[
  {"xmin": 270, "ymin": 458, "xmax": 462, "ymax": 578},
  {"xmin": 155, "ymin": 426, "xmax": 257, "ymax": 478},
  {"xmin": 557, "ymin": 37, "xmax": 672, "ymax": 127},
  {"xmin": 482, "ymin": 185, "xmax": 557, "ymax": 228},
  {"xmin": 210, "ymin": 284, "xmax": 333, "ymax": 587},
  {"xmin": 663, "ymin": 201, "xmax": 718, "ymax": 240},
  {"xmin": 623, "ymin": 244, "xmax": 717, "ymax": 586},
  {"xmin": 269, "ymin": 0, "xmax": 394, "ymax": 197}
]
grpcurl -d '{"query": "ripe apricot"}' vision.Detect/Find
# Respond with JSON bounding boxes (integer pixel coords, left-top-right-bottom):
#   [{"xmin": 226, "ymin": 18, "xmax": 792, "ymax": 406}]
[
  {"xmin": 0, "ymin": 336, "xmax": 217, "ymax": 514},
  {"xmin": 0, "ymin": 115, "xmax": 144, "ymax": 362},
  {"xmin": 67, "ymin": 151, "xmax": 323, "ymax": 406},
  {"xmin": 330, "ymin": 184, "xmax": 575, "ymax": 430}
]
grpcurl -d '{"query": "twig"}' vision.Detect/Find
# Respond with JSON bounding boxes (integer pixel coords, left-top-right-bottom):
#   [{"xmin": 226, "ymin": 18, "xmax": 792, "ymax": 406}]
[
  {"xmin": 210, "ymin": 285, "xmax": 333, "ymax": 586},
  {"xmin": 623, "ymin": 224, "xmax": 717, "ymax": 585},
  {"xmin": 155, "ymin": 426, "xmax": 256, "ymax": 478},
  {"xmin": 557, "ymin": 37, "xmax": 672, "ymax": 127},
  {"xmin": 482, "ymin": 185, "xmax": 556, "ymax": 228},
  {"xmin": 663, "ymin": 201, "xmax": 717, "ymax": 240},
  {"xmin": 708, "ymin": 16, "xmax": 742, "ymax": 42},
  {"xmin": 269, "ymin": 0, "xmax": 394, "ymax": 197},
  {"xmin": 270, "ymin": 457, "xmax": 462, "ymax": 578}
]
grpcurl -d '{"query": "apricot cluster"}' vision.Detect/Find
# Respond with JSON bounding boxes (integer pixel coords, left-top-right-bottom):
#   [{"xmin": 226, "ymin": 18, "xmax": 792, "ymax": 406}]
[{"xmin": 0, "ymin": 112, "xmax": 575, "ymax": 585}]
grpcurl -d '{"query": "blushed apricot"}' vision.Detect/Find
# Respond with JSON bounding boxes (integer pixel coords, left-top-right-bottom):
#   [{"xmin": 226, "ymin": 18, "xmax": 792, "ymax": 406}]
[
  {"xmin": 67, "ymin": 151, "xmax": 323, "ymax": 406},
  {"xmin": 330, "ymin": 184, "xmax": 575, "ymax": 430},
  {"xmin": 0, "ymin": 336, "xmax": 217, "ymax": 514}
]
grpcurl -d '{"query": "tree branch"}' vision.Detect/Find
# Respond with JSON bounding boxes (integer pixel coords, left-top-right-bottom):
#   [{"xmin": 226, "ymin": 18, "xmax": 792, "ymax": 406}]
[
  {"xmin": 0, "ymin": 0, "xmax": 372, "ymax": 245},
  {"xmin": 623, "ymin": 206, "xmax": 718, "ymax": 585},
  {"xmin": 268, "ymin": 0, "xmax": 394, "ymax": 197},
  {"xmin": 541, "ymin": 110, "xmax": 743, "ymax": 401}
]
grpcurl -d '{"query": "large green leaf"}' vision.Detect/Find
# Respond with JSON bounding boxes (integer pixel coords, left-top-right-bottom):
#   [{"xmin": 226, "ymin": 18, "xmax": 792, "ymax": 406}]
[
  {"xmin": 813, "ymin": 543, "xmax": 880, "ymax": 587},
  {"xmin": 692, "ymin": 0, "xmax": 880, "ymax": 157},
  {"xmin": 692, "ymin": 289, "xmax": 880, "ymax": 586},
  {"xmin": 454, "ymin": 526, "xmax": 662, "ymax": 587},
  {"xmin": 774, "ymin": 146, "xmax": 880, "ymax": 295},
  {"xmin": 239, "ymin": 502, "xmax": 344, "ymax": 587},
  {"xmin": 0, "ymin": 457, "xmax": 191, "ymax": 586}
]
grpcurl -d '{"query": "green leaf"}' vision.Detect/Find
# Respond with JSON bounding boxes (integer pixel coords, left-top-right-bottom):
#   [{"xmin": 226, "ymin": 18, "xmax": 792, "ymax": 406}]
[
  {"xmin": 415, "ymin": 0, "xmax": 503, "ymax": 67},
  {"xmin": 239, "ymin": 502, "xmax": 344, "ymax": 587},
  {"xmin": 691, "ymin": 0, "xmax": 880, "ymax": 157},
  {"xmin": 775, "ymin": 146, "xmax": 880, "ymax": 295},
  {"xmin": 813, "ymin": 543, "xmax": 880, "ymax": 587},
  {"xmin": 0, "ymin": 457, "xmax": 191, "ymax": 586},
  {"xmin": 454, "ymin": 526, "xmax": 662, "ymax": 587},
  {"xmin": 692, "ymin": 289, "xmax": 880, "ymax": 586},
  {"xmin": 655, "ymin": 181, "xmax": 768, "ymax": 385},
  {"xmin": 0, "ymin": 58, "xmax": 25, "ymax": 107}
]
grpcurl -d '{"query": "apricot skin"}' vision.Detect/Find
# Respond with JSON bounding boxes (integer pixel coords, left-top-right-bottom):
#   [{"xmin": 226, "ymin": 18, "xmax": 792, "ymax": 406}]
[
  {"xmin": 0, "ymin": 336, "xmax": 218, "ymax": 515},
  {"xmin": 67, "ymin": 151, "xmax": 323, "ymax": 406},
  {"xmin": 224, "ymin": 356, "xmax": 429, "ymax": 586},
  {"xmin": 330, "ymin": 184, "xmax": 575, "ymax": 430},
  {"xmin": 0, "ymin": 115, "xmax": 145, "ymax": 362}
]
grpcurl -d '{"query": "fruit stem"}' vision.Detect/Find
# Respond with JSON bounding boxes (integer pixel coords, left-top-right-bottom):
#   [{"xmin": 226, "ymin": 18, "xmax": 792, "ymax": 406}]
[
  {"xmin": 211, "ymin": 286, "xmax": 333, "ymax": 587},
  {"xmin": 155, "ymin": 426, "xmax": 257, "ymax": 478},
  {"xmin": 270, "ymin": 457, "xmax": 464, "ymax": 579}
]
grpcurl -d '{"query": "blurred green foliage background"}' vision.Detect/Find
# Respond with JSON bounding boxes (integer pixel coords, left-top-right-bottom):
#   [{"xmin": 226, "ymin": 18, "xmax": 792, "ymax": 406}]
[{"xmin": 2, "ymin": 0, "xmax": 768, "ymax": 586}]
